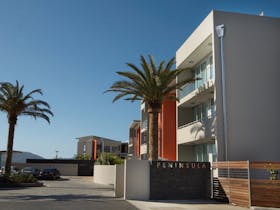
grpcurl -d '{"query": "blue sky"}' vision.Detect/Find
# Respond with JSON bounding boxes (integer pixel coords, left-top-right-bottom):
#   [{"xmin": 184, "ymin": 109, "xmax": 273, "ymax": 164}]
[{"xmin": 0, "ymin": 0, "xmax": 279, "ymax": 158}]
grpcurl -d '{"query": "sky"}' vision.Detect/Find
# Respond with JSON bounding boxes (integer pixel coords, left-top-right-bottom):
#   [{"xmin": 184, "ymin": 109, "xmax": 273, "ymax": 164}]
[{"xmin": 0, "ymin": 0, "xmax": 279, "ymax": 159}]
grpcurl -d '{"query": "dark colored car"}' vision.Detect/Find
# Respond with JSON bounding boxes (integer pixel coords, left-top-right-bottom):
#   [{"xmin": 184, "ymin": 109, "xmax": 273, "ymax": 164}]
[
  {"xmin": 21, "ymin": 167, "xmax": 40, "ymax": 178},
  {"xmin": 39, "ymin": 168, "xmax": 61, "ymax": 180}
]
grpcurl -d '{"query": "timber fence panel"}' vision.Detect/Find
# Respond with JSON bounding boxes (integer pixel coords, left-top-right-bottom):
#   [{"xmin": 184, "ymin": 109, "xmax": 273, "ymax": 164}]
[
  {"xmin": 250, "ymin": 162, "xmax": 280, "ymax": 208},
  {"xmin": 212, "ymin": 161, "xmax": 250, "ymax": 208}
]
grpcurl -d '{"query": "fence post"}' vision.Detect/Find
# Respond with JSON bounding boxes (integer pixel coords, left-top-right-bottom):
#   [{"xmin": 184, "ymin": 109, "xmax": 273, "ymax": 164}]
[
  {"xmin": 227, "ymin": 161, "xmax": 230, "ymax": 202},
  {"xmin": 247, "ymin": 160, "xmax": 251, "ymax": 207},
  {"xmin": 210, "ymin": 162, "xmax": 213, "ymax": 199}
]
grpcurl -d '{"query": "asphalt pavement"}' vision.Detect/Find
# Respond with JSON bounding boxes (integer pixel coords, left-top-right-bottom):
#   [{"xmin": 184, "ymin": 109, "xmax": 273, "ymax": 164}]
[{"xmin": 0, "ymin": 176, "xmax": 138, "ymax": 210}]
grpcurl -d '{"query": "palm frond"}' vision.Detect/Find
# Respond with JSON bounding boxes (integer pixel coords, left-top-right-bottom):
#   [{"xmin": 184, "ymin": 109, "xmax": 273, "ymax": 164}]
[
  {"xmin": 21, "ymin": 111, "xmax": 51, "ymax": 123},
  {"xmin": 23, "ymin": 89, "xmax": 43, "ymax": 101},
  {"xmin": 0, "ymin": 81, "xmax": 53, "ymax": 124},
  {"xmin": 25, "ymin": 100, "xmax": 51, "ymax": 109},
  {"xmin": 106, "ymin": 55, "xmax": 196, "ymax": 105}
]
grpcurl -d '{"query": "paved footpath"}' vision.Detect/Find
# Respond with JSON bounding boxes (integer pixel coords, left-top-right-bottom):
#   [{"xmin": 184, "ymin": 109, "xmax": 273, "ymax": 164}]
[
  {"xmin": 0, "ymin": 176, "xmax": 138, "ymax": 210},
  {"xmin": 128, "ymin": 200, "xmax": 250, "ymax": 210}
]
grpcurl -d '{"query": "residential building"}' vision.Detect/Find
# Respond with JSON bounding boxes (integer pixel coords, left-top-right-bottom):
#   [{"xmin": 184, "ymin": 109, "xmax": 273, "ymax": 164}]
[
  {"xmin": 176, "ymin": 10, "xmax": 280, "ymax": 162},
  {"xmin": 76, "ymin": 135, "xmax": 126, "ymax": 160},
  {"xmin": 128, "ymin": 120, "xmax": 141, "ymax": 159}
]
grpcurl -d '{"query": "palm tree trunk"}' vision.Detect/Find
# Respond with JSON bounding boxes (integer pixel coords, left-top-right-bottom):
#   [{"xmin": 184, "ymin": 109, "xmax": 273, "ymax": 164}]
[
  {"xmin": 148, "ymin": 103, "xmax": 161, "ymax": 160},
  {"xmin": 5, "ymin": 119, "xmax": 16, "ymax": 176}
]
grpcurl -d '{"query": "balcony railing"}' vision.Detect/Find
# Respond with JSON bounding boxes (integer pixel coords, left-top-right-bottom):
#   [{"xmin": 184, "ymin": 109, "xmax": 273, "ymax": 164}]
[
  {"xmin": 177, "ymin": 116, "xmax": 216, "ymax": 144},
  {"xmin": 178, "ymin": 83, "xmax": 195, "ymax": 99}
]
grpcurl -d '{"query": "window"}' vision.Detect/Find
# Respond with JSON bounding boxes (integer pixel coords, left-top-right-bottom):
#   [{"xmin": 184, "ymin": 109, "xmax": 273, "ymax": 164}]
[
  {"xmin": 209, "ymin": 56, "xmax": 214, "ymax": 79},
  {"xmin": 141, "ymin": 133, "xmax": 147, "ymax": 144},
  {"xmin": 104, "ymin": 146, "xmax": 110, "ymax": 152},
  {"xmin": 194, "ymin": 102, "xmax": 208, "ymax": 122},
  {"xmin": 210, "ymin": 98, "xmax": 215, "ymax": 117},
  {"xmin": 196, "ymin": 105, "xmax": 202, "ymax": 121},
  {"xmin": 97, "ymin": 144, "xmax": 102, "ymax": 152},
  {"xmin": 83, "ymin": 144, "xmax": 86, "ymax": 152},
  {"xmin": 201, "ymin": 61, "xmax": 207, "ymax": 83},
  {"xmin": 112, "ymin": 146, "xmax": 120, "ymax": 153},
  {"xmin": 194, "ymin": 54, "xmax": 213, "ymax": 89},
  {"xmin": 195, "ymin": 66, "xmax": 202, "ymax": 88},
  {"xmin": 202, "ymin": 103, "xmax": 208, "ymax": 120}
]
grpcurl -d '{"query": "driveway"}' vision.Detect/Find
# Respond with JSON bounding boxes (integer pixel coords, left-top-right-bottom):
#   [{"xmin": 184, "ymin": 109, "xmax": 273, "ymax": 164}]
[
  {"xmin": 0, "ymin": 176, "xmax": 138, "ymax": 210},
  {"xmin": 0, "ymin": 176, "xmax": 252, "ymax": 210}
]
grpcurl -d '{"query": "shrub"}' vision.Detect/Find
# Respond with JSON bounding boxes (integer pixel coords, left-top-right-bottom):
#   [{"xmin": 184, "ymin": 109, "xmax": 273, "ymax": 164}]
[
  {"xmin": 96, "ymin": 152, "xmax": 124, "ymax": 165},
  {"xmin": 8, "ymin": 173, "xmax": 37, "ymax": 183},
  {"xmin": 74, "ymin": 154, "xmax": 91, "ymax": 160}
]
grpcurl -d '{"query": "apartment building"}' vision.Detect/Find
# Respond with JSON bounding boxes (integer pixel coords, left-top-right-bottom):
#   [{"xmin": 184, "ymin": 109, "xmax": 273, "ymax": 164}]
[
  {"xmin": 76, "ymin": 135, "xmax": 127, "ymax": 160},
  {"xmin": 140, "ymin": 96, "xmax": 177, "ymax": 160},
  {"xmin": 176, "ymin": 10, "xmax": 280, "ymax": 162},
  {"xmin": 128, "ymin": 120, "xmax": 141, "ymax": 159}
]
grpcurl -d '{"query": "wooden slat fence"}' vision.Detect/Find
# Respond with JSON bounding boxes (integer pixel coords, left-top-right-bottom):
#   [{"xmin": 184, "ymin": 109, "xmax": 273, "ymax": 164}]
[
  {"xmin": 212, "ymin": 161, "xmax": 280, "ymax": 208},
  {"xmin": 250, "ymin": 162, "xmax": 280, "ymax": 208},
  {"xmin": 212, "ymin": 161, "xmax": 250, "ymax": 208}
]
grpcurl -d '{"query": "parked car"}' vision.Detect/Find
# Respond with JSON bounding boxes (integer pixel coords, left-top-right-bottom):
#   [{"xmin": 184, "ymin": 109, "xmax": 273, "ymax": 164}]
[
  {"xmin": 21, "ymin": 167, "xmax": 40, "ymax": 178},
  {"xmin": 0, "ymin": 166, "xmax": 19, "ymax": 175},
  {"xmin": 39, "ymin": 168, "xmax": 61, "ymax": 180}
]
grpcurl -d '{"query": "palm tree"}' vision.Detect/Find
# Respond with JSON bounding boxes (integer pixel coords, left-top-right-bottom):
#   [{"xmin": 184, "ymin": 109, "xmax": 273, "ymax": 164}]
[
  {"xmin": 0, "ymin": 81, "xmax": 53, "ymax": 176},
  {"xmin": 106, "ymin": 55, "xmax": 195, "ymax": 160}
]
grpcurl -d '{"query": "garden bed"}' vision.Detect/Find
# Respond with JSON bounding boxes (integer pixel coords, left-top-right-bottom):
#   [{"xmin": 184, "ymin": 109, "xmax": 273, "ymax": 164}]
[{"xmin": 0, "ymin": 173, "xmax": 44, "ymax": 188}]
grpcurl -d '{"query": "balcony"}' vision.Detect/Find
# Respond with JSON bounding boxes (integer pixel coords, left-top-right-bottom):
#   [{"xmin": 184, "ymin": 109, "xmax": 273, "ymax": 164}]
[
  {"xmin": 178, "ymin": 80, "xmax": 214, "ymax": 106},
  {"xmin": 177, "ymin": 117, "xmax": 216, "ymax": 145},
  {"xmin": 178, "ymin": 83, "xmax": 195, "ymax": 99}
]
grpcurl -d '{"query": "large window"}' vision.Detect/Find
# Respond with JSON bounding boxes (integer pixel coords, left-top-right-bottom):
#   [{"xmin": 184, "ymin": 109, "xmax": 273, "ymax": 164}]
[
  {"xmin": 193, "ymin": 102, "xmax": 208, "ymax": 121},
  {"xmin": 112, "ymin": 146, "xmax": 120, "ymax": 153},
  {"xmin": 194, "ymin": 55, "xmax": 212, "ymax": 89},
  {"xmin": 209, "ymin": 56, "xmax": 214, "ymax": 79},
  {"xmin": 194, "ymin": 143, "xmax": 216, "ymax": 162},
  {"xmin": 193, "ymin": 98, "xmax": 215, "ymax": 122},
  {"xmin": 104, "ymin": 146, "xmax": 111, "ymax": 152},
  {"xmin": 179, "ymin": 55, "xmax": 213, "ymax": 99}
]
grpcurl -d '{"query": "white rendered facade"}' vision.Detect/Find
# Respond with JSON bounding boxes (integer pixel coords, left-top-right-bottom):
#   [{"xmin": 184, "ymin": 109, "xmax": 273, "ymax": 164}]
[{"xmin": 176, "ymin": 10, "xmax": 280, "ymax": 162}]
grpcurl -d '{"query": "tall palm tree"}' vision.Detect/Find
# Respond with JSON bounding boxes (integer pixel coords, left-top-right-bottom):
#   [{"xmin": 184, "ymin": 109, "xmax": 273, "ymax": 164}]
[
  {"xmin": 106, "ymin": 55, "xmax": 194, "ymax": 160},
  {"xmin": 0, "ymin": 81, "xmax": 53, "ymax": 176}
]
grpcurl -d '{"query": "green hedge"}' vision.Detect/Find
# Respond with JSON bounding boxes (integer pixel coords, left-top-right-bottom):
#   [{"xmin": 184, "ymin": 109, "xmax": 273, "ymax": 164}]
[
  {"xmin": 96, "ymin": 152, "xmax": 124, "ymax": 165},
  {"xmin": 7, "ymin": 173, "xmax": 38, "ymax": 183}
]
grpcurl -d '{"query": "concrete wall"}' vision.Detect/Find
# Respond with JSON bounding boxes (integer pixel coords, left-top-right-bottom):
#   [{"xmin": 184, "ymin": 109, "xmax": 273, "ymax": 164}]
[
  {"xmin": 176, "ymin": 11, "xmax": 213, "ymax": 67},
  {"xmin": 77, "ymin": 139, "xmax": 93, "ymax": 158},
  {"xmin": 115, "ymin": 164, "xmax": 124, "ymax": 197},
  {"xmin": 177, "ymin": 117, "xmax": 216, "ymax": 145},
  {"xmin": 14, "ymin": 163, "xmax": 78, "ymax": 176},
  {"xmin": 93, "ymin": 165, "xmax": 115, "ymax": 185},
  {"xmin": 124, "ymin": 160, "xmax": 150, "ymax": 200},
  {"xmin": 213, "ymin": 11, "xmax": 280, "ymax": 161}
]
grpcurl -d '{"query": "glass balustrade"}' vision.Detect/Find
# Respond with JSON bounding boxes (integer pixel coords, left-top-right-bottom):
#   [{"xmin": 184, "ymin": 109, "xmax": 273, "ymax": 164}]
[{"xmin": 178, "ymin": 83, "xmax": 195, "ymax": 99}]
